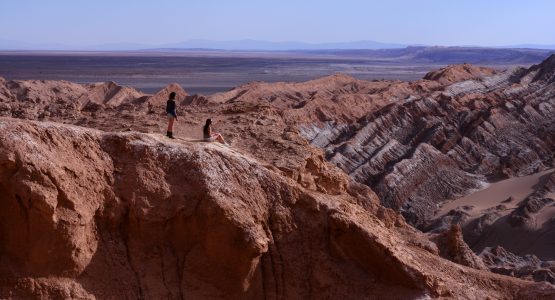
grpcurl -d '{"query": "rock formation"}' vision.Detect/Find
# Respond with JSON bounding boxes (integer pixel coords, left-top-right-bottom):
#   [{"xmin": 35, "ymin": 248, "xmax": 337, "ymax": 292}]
[
  {"xmin": 2, "ymin": 118, "xmax": 553, "ymax": 298},
  {"xmin": 303, "ymin": 59, "xmax": 555, "ymax": 227},
  {"xmin": 1, "ymin": 55, "xmax": 555, "ymax": 296},
  {"xmin": 480, "ymin": 246, "xmax": 555, "ymax": 284},
  {"xmin": 429, "ymin": 224, "xmax": 488, "ymax": 270},
  {"xmin": 423, "ymin": 63, "xmax": 498, "ymax": 84},
  {"xmin": 198, "ymin": 56, "xmax": 555, "ymax": 232}
]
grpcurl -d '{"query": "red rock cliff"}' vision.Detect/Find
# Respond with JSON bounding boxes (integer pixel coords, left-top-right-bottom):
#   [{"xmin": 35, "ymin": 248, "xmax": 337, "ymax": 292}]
[{"xmin": 0, "ymin": 118, "xmax": 553, "ymax": 299}]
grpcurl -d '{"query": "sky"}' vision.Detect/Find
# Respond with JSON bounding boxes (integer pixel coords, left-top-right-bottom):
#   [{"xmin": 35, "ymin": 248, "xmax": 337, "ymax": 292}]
[{"xmin": 1, "ymin": 0, "xmax": 555, "ymax": 47}]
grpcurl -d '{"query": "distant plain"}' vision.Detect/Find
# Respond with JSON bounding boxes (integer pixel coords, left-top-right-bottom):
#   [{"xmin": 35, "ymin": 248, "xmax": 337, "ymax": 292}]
[{"xmin": 1, "ymin": 47, "xmax": 553, "ymax": 95}]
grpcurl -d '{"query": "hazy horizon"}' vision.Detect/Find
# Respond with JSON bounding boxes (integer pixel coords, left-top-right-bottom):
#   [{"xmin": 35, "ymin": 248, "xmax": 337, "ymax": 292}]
[
  {"xmin": 2, "ymin": 38, "xmax": 555, "ymax": 52},
  {"xmin": 2, "ymin": 0, "xmax": 555, "ymax": 50}
]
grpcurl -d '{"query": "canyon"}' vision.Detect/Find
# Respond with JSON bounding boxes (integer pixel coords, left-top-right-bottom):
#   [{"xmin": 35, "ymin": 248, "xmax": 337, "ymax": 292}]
[{"xmin": 1, "ymin": 54, "xmax": 555, "ymax": 298}]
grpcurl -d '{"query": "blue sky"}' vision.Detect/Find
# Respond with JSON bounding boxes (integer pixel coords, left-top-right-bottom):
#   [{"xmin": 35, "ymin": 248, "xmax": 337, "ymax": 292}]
[{"xmin": 1, "ymin": 0, "xmax": 554, "ymax": 47}]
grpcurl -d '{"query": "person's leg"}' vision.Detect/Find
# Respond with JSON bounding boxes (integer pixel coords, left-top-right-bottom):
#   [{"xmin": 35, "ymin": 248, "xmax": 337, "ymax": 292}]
[
  {"xmin": 216, "ymin": 134, "xmax": 227, "ymax": 144},
  {"xmin": 167, "ymin": 117, "xmax": 175, "ymax": 138},
  {"xmin": 167, "ymin": 117, "xmax": 174, "ymax": 132}
]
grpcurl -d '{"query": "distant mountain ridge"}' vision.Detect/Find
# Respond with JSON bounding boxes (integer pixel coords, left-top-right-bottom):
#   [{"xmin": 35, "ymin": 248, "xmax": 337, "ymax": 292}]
[
  {"xmin": 2, "ymin": 38, "xmax": 555, "ymax": 51},
  {"xmin": 158, "ymin": 39, "xmax": 407, "ymax": 50}
]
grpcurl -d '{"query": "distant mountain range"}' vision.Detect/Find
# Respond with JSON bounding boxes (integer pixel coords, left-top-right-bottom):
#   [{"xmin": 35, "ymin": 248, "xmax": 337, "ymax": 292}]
[
  {"xmin": 157, "ymin": 39, "xmax": 408, "ymax": 50},
  {"xmin": 1, "ymin": 38, "xmax": 555, "ymax": 51}
]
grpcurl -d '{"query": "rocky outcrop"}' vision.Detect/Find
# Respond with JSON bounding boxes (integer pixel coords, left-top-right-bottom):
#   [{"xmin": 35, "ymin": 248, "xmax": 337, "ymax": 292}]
[
  {"xmin": 0, "ymin": 79, "xmax": 197, "ymax": 118},
  {"xmin": 480, "ymin": 246, "xmax": 555, "ymax": 284},
  {"xmin": 299, "ymin": 55, "xmax": 555, "ymax": 228},
  {"xmin": 208, "ymin": 74, "xmax": 442, "ymax": 124},
  {"xmin": 375, "ymin": 143, "xmax": 486, "ymax": 226},
  {"xmin": 430, "ymin": 225, "xmax": 488, "ymax": 270},
  {"xmin": 523, "ymin": 52, "xmax": 555, "ymax": 83},
  {"xmin": 0, "ymin": 79, "xmax": 146, "ymax": 113},
  {"xmin": 142, "ymin": 82, "xmax": 188, "ymax": 107},
  {"xmin": 0, "ymin": 79, "xmax": 146, "ymax": 124},
  {"xmin": 423, "ymin": 63, "xmax": 498, "ymax": 84},
  {"xmin": 1, "ymin": 118, "xmax": 553, "ymax": 299},
  {"xmin": 84, "ymin": 81, "xmax": 145, "ymax": 108}
]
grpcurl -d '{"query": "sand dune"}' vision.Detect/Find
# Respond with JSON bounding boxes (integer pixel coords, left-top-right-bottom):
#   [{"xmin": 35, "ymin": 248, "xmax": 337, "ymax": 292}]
[
  {"xmin": 436, "ymin": 169, "xmax": 554, "ymax": 216},
  {"xmin": 434, "ymin": 169, "xmax": 555, "ymax": 260}
]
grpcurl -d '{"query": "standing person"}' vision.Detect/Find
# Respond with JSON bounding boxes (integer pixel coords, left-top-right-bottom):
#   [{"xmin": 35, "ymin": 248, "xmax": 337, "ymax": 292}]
[
  {"xmin": 166, "ymin": 92, "xmax": 177, "ymax": 138},
  {"xmin": 203, "ymin": 118, "xmax": 228, "ymax": 145}
]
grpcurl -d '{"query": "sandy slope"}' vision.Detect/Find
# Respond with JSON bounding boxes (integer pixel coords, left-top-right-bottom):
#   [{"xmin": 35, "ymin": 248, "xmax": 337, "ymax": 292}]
[
  {"xmin": 434, "ymin": 169, "xmax": 555, "ymax": 260},
  {"xmin": 436, "ymin": 169, "xmax": 554, "ymax": 216}
]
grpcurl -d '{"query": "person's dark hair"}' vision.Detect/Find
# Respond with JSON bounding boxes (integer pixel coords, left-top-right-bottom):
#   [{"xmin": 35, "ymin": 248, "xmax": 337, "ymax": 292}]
[
  {"xmin": 203, "ymin": 118, "xmax": 212, "ymax": 138},
  {"xmin": 169, "ymin": 92, "xmax": 176, "ymax": 100}
]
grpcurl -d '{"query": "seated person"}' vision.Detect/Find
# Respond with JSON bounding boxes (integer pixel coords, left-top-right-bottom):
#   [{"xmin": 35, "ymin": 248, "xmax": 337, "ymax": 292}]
[{"xmin": 203, "ymin": 118, "xmax": 228, "ymax": 145}]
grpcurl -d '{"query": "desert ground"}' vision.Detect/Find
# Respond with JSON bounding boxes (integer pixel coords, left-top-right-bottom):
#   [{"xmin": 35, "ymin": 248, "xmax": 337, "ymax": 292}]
[{"xmin": 1, "ymin": 47, "xmax": 552, "ymax": 95}]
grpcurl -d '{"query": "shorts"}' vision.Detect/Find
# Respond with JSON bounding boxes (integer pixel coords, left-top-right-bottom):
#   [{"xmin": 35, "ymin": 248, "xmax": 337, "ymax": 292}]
[
  {"xmin": 167, "ymin": 113, "xmax": 176, "ymax": 119},
  {"xmin": 204, "ymin": 136, "xmax": 216, "ymax": 142}
]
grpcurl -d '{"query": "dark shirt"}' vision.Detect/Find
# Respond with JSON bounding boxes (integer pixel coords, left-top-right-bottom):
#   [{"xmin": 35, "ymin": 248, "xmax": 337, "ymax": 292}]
[
  {"xmin": 203, "ymin": 124, "xmax": 211, "ymax": 139},
  {"xmin": 166, "ymin": 99, "xmax": 176, "ymax": 116}
]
